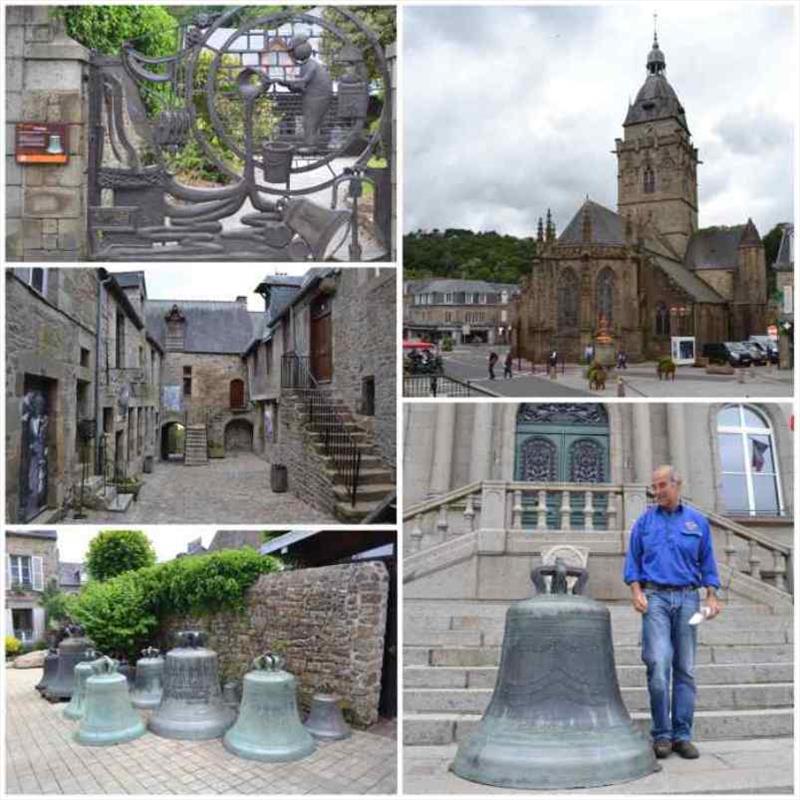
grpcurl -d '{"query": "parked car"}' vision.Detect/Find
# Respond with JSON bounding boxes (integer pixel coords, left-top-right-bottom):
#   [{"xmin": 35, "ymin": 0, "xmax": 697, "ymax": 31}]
[
  {"xmin": 740, "ymin": 342, "xmax": 766, "ymax": 366},
  {"xmin": 702, "ymin": 342, "xmax": 752, "ymax": 367},
  {"xmin": 748, "ymin": 335, "xmax": 779, "ymax": 364}
]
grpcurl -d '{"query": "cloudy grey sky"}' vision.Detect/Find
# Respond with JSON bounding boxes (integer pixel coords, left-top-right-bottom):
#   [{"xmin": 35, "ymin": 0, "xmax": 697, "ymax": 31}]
[
  {"xmin": 404, "ymin": 3, "xmax": 796, "ymax": 238},
  {"xmin": 55, "ymin": 528, "xmax": 217, "ymax": 564}
]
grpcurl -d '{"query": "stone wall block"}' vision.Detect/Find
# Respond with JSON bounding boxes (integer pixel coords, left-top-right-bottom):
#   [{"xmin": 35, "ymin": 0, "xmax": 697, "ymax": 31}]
[
  {"xmin": 6, "ymin": 58, "xmax": 23, "ymax": 92},
  {"xmin": 6, "ymin": 186, "xmax": 23, "ymax": 219},
  {"xmin": 6, "ymin": 91, "xmax": 22, "ymax": 122},
  {"xmin": 21, "ymin": 92, "xmax": 48, "ymax": 121},
  {"xmin": 25, "ymin": 61, "xmax": 83, "ymax": 92},
  {"xmin": 6, "ymin": 25, "xmax": 25, "ymax": 57},
  {"xmin": 6, "ymin": 220, "xmax": 23, "ymax": 259},
  {"xmin": 24, "ymin": 187, "xmax": 81, "ymax": 218}
]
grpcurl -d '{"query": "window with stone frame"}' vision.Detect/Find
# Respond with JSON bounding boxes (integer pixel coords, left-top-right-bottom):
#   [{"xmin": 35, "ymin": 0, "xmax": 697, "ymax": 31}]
[
  {"xmin": 7, "ymin": 554, "xmax": 44, "ymax": 590},
  {"xmin": 266, "ymin": 340, "xmax": 274, "ymax": 374},
  {"xmin": 596, "ymin": 268, "xmax": 615, "ymax": 323},
  {"xmin": 230, "ymin": 379, "xmax": 245, "ymax": 410},
  {"xmin": 183, "ymin": 366, "xmax": 192, "ymax": 396},
  {"xmin": 557, "ymin": 268, "xmax": 579, "ymax": 329},
  {"xmin": 16, "ymin": 267, "xmax": 48, "ymax": 295},
  {"xmin": 115, "ymin": 308, "xmax": 125, "ymax": 368},
  {"xmin": 655, "ymin": 302, "xmax": 670, "ymax": 336},
  {"xmin": 643, "ymin": 165, "xmax": 655, "ymax": 194}
]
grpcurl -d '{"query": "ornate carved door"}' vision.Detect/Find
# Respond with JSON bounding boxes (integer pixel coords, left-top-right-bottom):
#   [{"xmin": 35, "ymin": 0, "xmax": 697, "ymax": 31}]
[{"xmin": 19, "ymin": 379, "xmax": 50, "ymax": 522}]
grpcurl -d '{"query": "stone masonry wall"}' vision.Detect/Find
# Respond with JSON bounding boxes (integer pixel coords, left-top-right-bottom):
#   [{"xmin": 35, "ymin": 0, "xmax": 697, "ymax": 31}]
[
  {"xmin": 6, "ymin": 7, "xmax": 90, "ymax": 260},
  {"xmin": 160, "ymin": 561, "xmax": 389, "ymax": 727},
  {"xmin": 5, "ymin": 533, "xmax": 59, "ymax": 591}
]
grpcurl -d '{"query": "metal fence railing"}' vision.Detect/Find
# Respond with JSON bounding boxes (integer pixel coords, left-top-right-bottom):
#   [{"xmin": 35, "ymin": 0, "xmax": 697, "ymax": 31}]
[{"xmin": 403, "ymin": 374, "xmax": 499, "ymax": 398}]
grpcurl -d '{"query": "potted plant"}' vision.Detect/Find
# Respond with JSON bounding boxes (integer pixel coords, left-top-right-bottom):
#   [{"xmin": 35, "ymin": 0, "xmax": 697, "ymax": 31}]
[
  {"xmin": 656, "ymin": 356, "xmax": 676, "ymax": 380},
  {"xmin": 586, "ymin": 362, "xmax": 607, "ymax": 390}
]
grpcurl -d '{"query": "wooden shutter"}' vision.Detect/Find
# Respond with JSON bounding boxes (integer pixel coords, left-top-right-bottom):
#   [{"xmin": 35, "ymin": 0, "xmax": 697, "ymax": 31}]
[{"xmin": 32, "ymin": 556, "xmax": 44, "ymax": 591}]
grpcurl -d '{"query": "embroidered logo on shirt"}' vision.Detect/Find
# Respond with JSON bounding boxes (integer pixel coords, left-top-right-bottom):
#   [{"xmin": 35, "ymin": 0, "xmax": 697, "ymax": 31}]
[{"xmin": 683, "ymin": 520, "xmax": 700, "ymax": 534}]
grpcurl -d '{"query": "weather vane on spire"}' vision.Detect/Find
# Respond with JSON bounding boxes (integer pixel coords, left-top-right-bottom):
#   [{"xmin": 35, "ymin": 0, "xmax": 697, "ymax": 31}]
[{"xmin": 653, "ymin": 12, "xmax": 658, "ymax": 44}]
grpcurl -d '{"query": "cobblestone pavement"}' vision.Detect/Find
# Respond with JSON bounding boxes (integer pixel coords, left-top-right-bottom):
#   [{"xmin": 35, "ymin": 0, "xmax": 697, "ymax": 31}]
[
  {"xmin": 62, "ymin": 452, "xmax": 333, "ymax": 525},
  {"xmin": 436, "ymin": 346, "xmax": 793, "ymax": 398},
  {"xmin": 6, "ymin": 669, "xmax": 396, "ymax": 795},
  {"xmin": 404, "ymin": 741, "xmax": 793, "ymax": 794}
]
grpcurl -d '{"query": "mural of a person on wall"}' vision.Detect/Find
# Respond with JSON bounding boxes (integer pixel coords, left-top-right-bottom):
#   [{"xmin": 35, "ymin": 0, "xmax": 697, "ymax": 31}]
[{"xmin": 21, "ymin": 391, "xmax": 49, "ymax": 519}]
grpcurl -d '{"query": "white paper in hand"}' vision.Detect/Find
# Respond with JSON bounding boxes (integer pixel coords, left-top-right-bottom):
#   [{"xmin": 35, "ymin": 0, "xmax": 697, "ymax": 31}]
[{"xmin": 689, "ymin": 607, "xmax": 711, "ymax": 626}]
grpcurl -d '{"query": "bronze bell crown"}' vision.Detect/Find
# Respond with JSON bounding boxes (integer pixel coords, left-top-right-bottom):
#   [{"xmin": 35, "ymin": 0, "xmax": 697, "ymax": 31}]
[{"xmin": 452, "ymin": 559, "xmax": 660, "ymax": 789}]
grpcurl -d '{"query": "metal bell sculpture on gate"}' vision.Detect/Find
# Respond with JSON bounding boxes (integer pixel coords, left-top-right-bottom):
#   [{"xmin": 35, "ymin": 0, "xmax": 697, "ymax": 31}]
[
  {"xmin": 148, "ymin": 631, "xmax": 235, "ymax": 740},
  {"xmin": 63, "ymin": 649, "xmax": 97, "ymax": 720},
  {"xmin": 45, "ymin": 625, "xmax": 95, "ymax": 701},
  {"xmin": 304, "ymin": 693, "xmax": 351, "ymax": 740},
  {"xmin": 223, "ymin": 653, "xmax": 316, "ymax": 762},
  {"xmin": 75, "ymin": 656, "xmax": 146, "ymax": 746},
  {"xmin": 452, "ymin": 560, "xmax": 659, "ymax": 789},
  {"xmin": 131, "ymin": 647, "xmax": 164, "ymax": 710},
  {"xmin": 35, "ymin": 647, "xmax": 59, "ymax": 695}
]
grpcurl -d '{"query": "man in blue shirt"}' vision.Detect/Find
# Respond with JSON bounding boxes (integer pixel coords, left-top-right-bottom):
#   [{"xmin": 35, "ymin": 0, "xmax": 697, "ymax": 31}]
[{"xmin": 623, "ymin": 465, "xmax": 722, "ymax": 760}]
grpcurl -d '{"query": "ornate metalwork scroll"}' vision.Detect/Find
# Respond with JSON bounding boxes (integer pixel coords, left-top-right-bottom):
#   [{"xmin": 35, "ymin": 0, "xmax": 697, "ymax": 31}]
[
  {"xmin": 87, "ymin": 7, "xmax": 392, "ymax": 261},
  {"xmin": 517, "ymin": 404, "xmax": 608, "ymax": 426},
  {"xmin": 568, "ymin": 438, "xmax": 607, "ymax": 483},
  {"xmin": 518, "ymin": 437, "xmax": 558, "ymax": 481}
]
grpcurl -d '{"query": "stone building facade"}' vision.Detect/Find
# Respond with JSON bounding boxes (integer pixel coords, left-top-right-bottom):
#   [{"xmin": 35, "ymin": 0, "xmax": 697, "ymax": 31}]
[
  {"xmin": 517, "ymin": 35, "xmax": 768, "ymax": 363},
  {"xmin": 5, "ymin": 530, "xmax": 58, "ymax": 645},
  {"xmin": 161, "ymin": 561, "xmax": 389, "ymax": 726}
]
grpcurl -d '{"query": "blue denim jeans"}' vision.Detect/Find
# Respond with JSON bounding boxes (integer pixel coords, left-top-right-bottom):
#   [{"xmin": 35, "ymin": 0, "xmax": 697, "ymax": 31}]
[{"xmin": 641, "ymin": 588, "xmax": 699, "ymax": 742}]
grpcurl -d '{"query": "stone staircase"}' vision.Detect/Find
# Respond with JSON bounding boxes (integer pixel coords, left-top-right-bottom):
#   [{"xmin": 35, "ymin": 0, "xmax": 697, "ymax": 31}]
[
  {"xmin": 184, "ymin": 425, "xmax": 209, "ymax": 466},
  {"xmin": 287, "ymin": 388, "xmax": 395, "ymax": 523},
  {"xmin": 78, "ymin": 476, "xmax": 133, "ymax": 513},
  {"xmin": 403, "ymin": 598, "xmax": 794, "ymax": 746}
]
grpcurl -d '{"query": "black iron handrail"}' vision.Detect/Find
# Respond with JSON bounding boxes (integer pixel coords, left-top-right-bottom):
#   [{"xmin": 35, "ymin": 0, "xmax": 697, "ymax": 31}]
[
  {"xmin": 281, "ymin": 353, "xmax": 362, "ymax": 507},
  {"xmin": 403, "ymin": 374, "xmax": 499, "ymax": 398}
]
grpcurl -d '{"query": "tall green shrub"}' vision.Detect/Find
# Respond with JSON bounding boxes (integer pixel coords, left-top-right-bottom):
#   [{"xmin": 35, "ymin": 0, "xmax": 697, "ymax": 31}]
[{"xmin": 86, "ymin": 530, "xmax": 157, "ymax": 582}]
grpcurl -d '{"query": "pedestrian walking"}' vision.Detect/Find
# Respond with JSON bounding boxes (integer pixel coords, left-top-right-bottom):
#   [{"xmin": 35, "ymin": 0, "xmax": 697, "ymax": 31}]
[
  {"xmin": 503, "ymin": 352, "xmax": 513, "ymax": 379},
  {"xmin": 488, "ymin": 351, "xmax": 499, "ymax": 380}
]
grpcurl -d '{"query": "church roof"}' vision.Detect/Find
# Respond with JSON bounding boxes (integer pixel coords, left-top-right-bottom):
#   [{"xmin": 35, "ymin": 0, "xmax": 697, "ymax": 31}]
[
  {"xmin": 773, "ymin": 223, "xmax": 794, "ymax": 272},
  {"xmin": 650, "ymin": 254, "xmax": 725, "ymax": 304},
  {"xmin": 146, "ymin": 300, "xmax": 261, "ymax": 354},
  {"xmin": 558, "ymin": 199, "xmax": 625, "ymax": 245},
  {"xmin": 683, "ymin": 225, "xmax": 758, "ymax": 270}
]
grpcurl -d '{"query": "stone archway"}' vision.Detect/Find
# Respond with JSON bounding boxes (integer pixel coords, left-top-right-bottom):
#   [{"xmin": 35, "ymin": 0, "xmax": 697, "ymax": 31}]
[
  {"xmin": 224, "ymin": 419, "xmax": 253, "ymax": 453},
  {"xmin": 160, "ymin": 422, "xmax": 185, "ymax": 461}
]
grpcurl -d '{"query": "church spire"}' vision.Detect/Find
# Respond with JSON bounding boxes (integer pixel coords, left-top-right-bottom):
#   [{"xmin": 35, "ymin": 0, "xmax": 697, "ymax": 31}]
[{"xmin": 647, "ymin": 15, "xmax": 666, "ymax": 75}]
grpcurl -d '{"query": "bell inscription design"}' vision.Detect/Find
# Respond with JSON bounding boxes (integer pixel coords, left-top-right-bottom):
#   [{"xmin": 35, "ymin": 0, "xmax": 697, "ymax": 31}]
[
  {"xmin": 35, "ymin": 647, "xmax": 59, "ymax": 695},
  {"xmin": 63, "ymin": 649, "xmax": 97, "ymax": 721},
  {"xmin": 131, "ymin": 647, "xmax": 164, "ymax": 710},
  {"xmin": 452, "ymin": 560, "xmax": 659, "ymax": 789},
  {"xmin": 223, "ymin": 653, "xmax": 316, "ymax": 762},
  {"xmin": 45, "ymin": 625, "xmax": 95, "ymax": 701},
  {"xmin": 75, "ymin": 656, "xmax": 146, "ymax": 746},
  {"xmin": 148, "ymin": 631, "xmax": 235, "ymax": 740},
  {"xmin": 304, "ymin": 693, "xmax": 351, "ymax": 740}
]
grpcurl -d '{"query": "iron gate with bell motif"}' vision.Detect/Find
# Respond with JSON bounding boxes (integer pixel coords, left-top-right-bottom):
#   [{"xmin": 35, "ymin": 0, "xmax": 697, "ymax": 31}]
[{"xmin": 87, "ymin": 6, "xmax": 392, "ymax": 262}]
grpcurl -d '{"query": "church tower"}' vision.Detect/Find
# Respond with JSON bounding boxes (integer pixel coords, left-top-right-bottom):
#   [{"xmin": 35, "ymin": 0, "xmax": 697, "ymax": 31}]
[{"xmin": 614, "ymin": 31, "xmax": 699, "ymax": 257}]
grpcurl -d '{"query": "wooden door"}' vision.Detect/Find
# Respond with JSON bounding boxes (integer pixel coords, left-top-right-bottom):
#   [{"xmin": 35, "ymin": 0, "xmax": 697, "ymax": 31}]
[{"xmin": 310, "ymin": 296, "xmax": 333, "ymax": 382}]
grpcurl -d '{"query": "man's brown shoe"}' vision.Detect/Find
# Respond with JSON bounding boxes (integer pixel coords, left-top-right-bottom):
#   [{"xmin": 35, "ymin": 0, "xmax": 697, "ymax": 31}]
[
  {"xmin": 672, "ymin": 740, "xmax": 700, "ymax": 759},
  {"xmin": 653, "ymin": 740, "xmax": 672, "ymax": 759}
]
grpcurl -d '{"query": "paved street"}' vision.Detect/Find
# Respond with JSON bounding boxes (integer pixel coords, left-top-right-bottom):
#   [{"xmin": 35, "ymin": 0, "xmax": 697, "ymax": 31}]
[
  {"xmin": 404, "ymin": 741, "xmax": 793, "ymax": 794},
  {"xmin": 435, "ymin": 346, "xmax": 794, "ymax": 398},
  {"xmin": 6, "ymin": 669, "xmax": 396, "ymax": 795},
  {"xmin": 62, "ymin": 452, "xmax": 332, "ymax": 525}
]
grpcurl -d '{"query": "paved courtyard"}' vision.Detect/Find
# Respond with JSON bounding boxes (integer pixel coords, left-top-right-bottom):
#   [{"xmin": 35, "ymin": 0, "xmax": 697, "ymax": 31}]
[
  {"xmin": 6, "ymin": 669, "xmax": 396, "ymax": 795},
  {"xmin": 62, "ymin": 452, "xmax": 332, "ymax": 525},
  {"xmin": 404, "ymin": 740, "xmax": 794, "ymax": 794},
  {"xmin": 433, "ymin": 345, "xmax": 793, "ymax": 398}
]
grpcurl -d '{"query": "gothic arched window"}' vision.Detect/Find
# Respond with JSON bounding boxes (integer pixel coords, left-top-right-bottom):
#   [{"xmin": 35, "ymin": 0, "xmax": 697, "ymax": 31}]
[
  {"xmin": 557, "ymin": 268, "xmax": 579, "ymax": 329},
  {"xmin": 643, "ymin": 166, "xmax": 655, "ymax": 194},
  {"xmin": 596, "ymin": 268, "xmax": 615, "ymax": 323},
  {"xmin": 717, "ymin": 405, "xmax": 783, "ymax": 517},
  {"xmin": 655, "ymin": 302, "xmax": 670, "ymax": 336}
]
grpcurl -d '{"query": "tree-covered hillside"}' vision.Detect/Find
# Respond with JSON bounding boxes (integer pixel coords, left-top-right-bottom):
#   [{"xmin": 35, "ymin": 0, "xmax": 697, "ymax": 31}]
[{"xmin": 404, "ymin": 229, "xmax": 536, "ymax": 285}]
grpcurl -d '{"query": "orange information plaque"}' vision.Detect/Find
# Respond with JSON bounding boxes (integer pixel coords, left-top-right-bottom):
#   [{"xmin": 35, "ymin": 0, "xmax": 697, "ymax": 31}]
[{"xmin": 15, "ymin": 123, "xmax": 69, "ymax": 164}]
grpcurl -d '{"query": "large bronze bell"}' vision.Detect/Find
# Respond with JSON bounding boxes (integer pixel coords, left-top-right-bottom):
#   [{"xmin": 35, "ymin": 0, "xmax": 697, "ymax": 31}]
[
  {"xmin": 75, "ymin": 656, "xmax": 146, "ymax": 746},
  {"xmin": 35, "ymin": 647, "xmax": 59, "ymax": 695},
  {"xmin": 452, "ymin": 560, "xmax": 659, "ymax": 789},
  {"xmin": 148, "ymin": 631, "xmax": 235, "ymax": 740},
  {"xmin": 45, "ymin": 625, "xmax": 95, "ymax": 701},
  {"xmin": 63, "ymin": 649, "xmax": 97, "ymax": 721},
  {"xmin": 131, "ymin": 647, "xmax": 164, "ymax": 710},
  {"xmin": 304, "ymin": 693, "xmax": 351, "ymax": 740},
  {"xmin": 223, "ymin": 653, "xmax": 316, "ymax": 762}
]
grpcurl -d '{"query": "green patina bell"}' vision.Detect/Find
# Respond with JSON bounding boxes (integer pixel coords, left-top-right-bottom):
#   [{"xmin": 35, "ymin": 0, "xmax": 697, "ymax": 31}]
[
  {"xmin": 131, "ymin": 647, "xmax": 164, "ymax": 710},
  {"xmin": 62, "ymin": 649, "xmax": 97, "ymax": 721},
  {"xmin": 223, "ymin": 653, "xmax": 316, "ymax": 762},
  {"xmin": 75, "ymin": 656, "xmax": 146, "ymax": 746},
  {"xmin": 452, "ymin": 560, "xmax": 659, "ymax": 789}
]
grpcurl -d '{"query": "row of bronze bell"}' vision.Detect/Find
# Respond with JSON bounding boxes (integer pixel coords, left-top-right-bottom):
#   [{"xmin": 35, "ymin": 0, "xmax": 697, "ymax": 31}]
[{"xmin": 50, "ymin": 629, "xmax": 350, "ymax": 758}]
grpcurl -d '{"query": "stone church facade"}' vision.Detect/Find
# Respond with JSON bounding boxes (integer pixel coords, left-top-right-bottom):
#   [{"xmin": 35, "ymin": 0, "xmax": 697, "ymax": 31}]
[{"xmin": 517, "ymin": 35, "xmax": 767, "ymax": 362}]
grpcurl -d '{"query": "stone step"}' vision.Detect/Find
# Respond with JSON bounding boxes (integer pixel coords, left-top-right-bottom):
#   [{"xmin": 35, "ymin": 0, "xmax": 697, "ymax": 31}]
[
  {"xmin": 334, "ymin": 500, "xmax": 379, "ymax": 523},
  {"xmin": 106, "ymin": 493, "xmax": 133, "ymax": 513},
  {"xmin": 403, "ymin": 708, "xmax": 794, "ymax": 745},
  {"xmin": 334, "ymin": 482, "xmax": 396, "ymax": 503},
  {"xmin": 324, "ymin": 466, "xmax": 393, "ymax": 486},
  {"xmin": 404, "ymin": 683, "xmax": 794, "ymax": 715},
  {"xmin": 404, "ymin": 662, "xmax": 795, "ymax": 689},
  {"xmin": 405, "ymin": 642, "xmax": 795, "ymax": 668}
]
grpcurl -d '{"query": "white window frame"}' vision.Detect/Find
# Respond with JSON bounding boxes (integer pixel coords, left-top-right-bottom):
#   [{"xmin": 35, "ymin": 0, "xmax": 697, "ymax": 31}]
[
  {"xmin": 17, "ymin": 268, "xmax": 48, "ymax": 296},
  {"xmin": 717, "ymin": 404, "xmax": 784, "ymax": 517}
]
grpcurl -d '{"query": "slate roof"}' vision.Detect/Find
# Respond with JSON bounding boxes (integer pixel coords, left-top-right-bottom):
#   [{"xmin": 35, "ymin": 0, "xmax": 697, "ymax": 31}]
[
  {"xmin": 58, "ymin": 562, "xmax": 85, "ymax": 588},
  {"xmin": 145, "ymin": 300, "xmax": 262, "ymax": 354},
  {"xmin": 558, "ymin": 200, "xmax": 625, "ymax": 246},
  {"xmin": 624, "ymin": 73, "xmax": 688, "ymax": 131},
  {"xmin": 683, "ymin": 225, "xmax": 748, "ymax": 270},
  {"xmin": 649, "ymin": 254, "xmax": 725, "ymax": 304},
  {"xmin": 773, "ymin": 224, "xmax": 793, "ymax": 272},
  {"xmin": 113, "ymin": 271, "xmax": 147, "ymax": 297},
  {"xmin": 408, "ymin": 279, "xmax": 518, "ymax": 294}
]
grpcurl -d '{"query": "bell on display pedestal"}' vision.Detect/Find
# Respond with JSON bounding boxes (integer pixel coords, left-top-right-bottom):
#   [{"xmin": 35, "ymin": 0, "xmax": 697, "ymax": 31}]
[
  {"xmin": 63, "ymin": 648, "xmax": 97, "ymax": 721},
  {"xmin": 148, "ymin": 631, "xmax": 235, "ymax": 740},
  {"xmin": 35, "ymin": 647, "xmax": 59, "ymax": 695},
  {"xmin": 75, "ymin": 656, "xmax": 146, "ymax": 746},
  {"xmin": 131, "ymin": 647, "xmax": 164, "ymax": 710},
  {"xmin": 45, "ymin": 625, "xmax": 95, "ymax": 701},
  {"xmin": 452, "ymin": 560, "xmax": 659, "ymax": 790},
  {"xmin": 223, "ymin": 653, "xmax": 316, "ymax": 762},
  {"xmin": 304, "ymin": 693, "xmax": 351, "ymax": 740}
]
